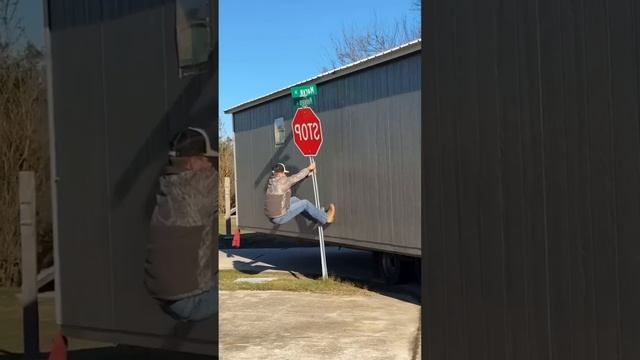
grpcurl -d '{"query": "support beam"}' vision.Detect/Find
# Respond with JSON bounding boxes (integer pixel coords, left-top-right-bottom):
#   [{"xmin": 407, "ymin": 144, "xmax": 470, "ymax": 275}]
[{"xmin": 224, "ymin": 177, "xmax": 231, "ymax": 235}]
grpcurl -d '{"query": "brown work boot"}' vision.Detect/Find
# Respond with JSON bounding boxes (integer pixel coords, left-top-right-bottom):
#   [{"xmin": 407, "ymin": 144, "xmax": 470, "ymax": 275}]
[{"xmin": 325, "ymin": 203, "xmax": 336, "ymax": 224}]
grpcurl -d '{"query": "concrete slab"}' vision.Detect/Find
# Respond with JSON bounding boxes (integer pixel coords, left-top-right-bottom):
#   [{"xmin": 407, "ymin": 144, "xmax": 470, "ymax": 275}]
[
  {"xmin": 234, "ymin": 277, "xmax": 277, "ymax": 284},
  {"xmin": 219, "ymin": 290, "xmax": 421, "ymax": 360}
]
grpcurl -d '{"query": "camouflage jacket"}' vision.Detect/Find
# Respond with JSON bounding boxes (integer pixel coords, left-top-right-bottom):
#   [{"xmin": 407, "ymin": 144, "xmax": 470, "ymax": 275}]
[
  {"xmin": 264, "ymin": 168, "xmax": 310, "ymax": 218},
  {"xmin": 144, "ymin": 164, "xmax": 217, "ymax": 301}
]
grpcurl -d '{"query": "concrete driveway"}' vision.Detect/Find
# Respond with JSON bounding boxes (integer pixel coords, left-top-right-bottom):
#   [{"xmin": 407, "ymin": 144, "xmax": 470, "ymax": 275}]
[
  {"xmin": 218, "ymin": 247, "xmax": 422, "ymax": 359},
  {"xmin": 219, "ymin": 290, "xmax": 421, "ymax": 360}
]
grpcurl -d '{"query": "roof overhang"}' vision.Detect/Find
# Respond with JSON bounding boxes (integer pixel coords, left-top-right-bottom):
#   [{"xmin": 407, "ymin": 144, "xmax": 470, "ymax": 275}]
[{"xmin": 224, "ymin": 39, "xmax": 422, "ymax": 114}]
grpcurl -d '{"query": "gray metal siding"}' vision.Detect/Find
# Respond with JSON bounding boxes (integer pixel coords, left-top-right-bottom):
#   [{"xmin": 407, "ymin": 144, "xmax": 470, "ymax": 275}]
[
  {"xmin": 47, "ymin": 0, "xmax": 217, "ymax": 354},
  {"xmin": 233, "ymin": 53, "xmax": 421, "ymax": 256},
  {"xmin": 49, "ymin": 14, "xmax": 112, "ymax": 329},
  {"xmin": 424, "ymin": 0, "xmax": 640, "ymax": 358}
]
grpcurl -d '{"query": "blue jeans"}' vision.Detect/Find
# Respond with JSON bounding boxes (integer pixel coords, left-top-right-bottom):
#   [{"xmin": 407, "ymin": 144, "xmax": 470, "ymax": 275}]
[
  {"xmin": 162, "ymin": 286, "xmax": 217, "ymax": 322},
  {"xmin": 271, "ymin": 197, "xmax": 327, "ymax": 225}
]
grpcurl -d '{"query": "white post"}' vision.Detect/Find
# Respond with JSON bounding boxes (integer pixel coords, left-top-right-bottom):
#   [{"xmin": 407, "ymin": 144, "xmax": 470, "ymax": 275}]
[
  {"xmin": 224, "ymin": 177, "xmax": 231, "ymax": 235},
  {"xmin": 309, "ymin": 157, "xmax": 328, "ymax": 280},
  {"xmin": 20, "ymin": 171, "xmax": 40, "ymax": 356}
]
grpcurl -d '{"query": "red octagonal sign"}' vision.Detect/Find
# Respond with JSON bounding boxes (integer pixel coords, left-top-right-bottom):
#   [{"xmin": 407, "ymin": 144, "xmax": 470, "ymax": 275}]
[{"xmin": 292, "ymin": 107, "xmax": 323, "ymax": 157}]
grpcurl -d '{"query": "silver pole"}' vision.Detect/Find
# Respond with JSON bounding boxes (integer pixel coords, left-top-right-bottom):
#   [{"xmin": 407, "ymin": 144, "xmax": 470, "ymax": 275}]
[{"xmin": 309, "ymin": 157, "xmax": 328, "ymax": 279}]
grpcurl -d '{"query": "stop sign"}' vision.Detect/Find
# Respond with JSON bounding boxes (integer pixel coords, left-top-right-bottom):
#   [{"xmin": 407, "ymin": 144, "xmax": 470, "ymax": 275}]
[{"xmin": 291, "ymin": 107, "xmax": 323, "ymax": 157}]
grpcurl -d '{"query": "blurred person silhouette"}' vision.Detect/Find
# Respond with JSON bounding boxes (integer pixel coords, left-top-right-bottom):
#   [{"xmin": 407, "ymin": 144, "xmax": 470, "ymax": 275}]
[{"xmin": 145, "ymin": 127, "xmax": 218, "ymax": 321}]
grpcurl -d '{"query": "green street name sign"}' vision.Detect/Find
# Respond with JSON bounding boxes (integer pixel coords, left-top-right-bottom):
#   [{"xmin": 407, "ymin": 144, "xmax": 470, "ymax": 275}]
[
  {"xmin": 294, "ymin": 97, "xmax": 315, "ymax": 109},
  {"xmin": 291, "ymin": 84, "xmax": 317, "ymax": 99}
]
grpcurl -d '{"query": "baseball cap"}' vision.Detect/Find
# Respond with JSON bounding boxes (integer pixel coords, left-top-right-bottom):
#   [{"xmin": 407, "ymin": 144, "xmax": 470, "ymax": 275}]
[
  {"xmin": 169, "ymin": 127, "xmax": 218, "ymax": 158},
  {"xmin": 272, "ymin": 163, "xmax": 290, "ymax": 174}
]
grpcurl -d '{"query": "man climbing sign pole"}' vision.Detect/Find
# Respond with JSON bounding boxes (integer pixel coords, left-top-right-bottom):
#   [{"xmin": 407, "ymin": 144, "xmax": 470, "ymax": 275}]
[{"xmin": 291, "ymin": 105, "xmax": 328, "ymax": 280}]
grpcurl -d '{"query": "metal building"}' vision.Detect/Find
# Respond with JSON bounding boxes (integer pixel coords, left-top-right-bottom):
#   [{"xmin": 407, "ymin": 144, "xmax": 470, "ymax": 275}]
[
  {"xmin": 225, "ymin": 41, "xmax": 421, "ymax": 273},
  {"xmin": 44, "ymin": 0, "xmax": 217, "ymax": 355},
  {"xmin": 424, "ymin": 0, "xmax": 640, "ymax": 359}
]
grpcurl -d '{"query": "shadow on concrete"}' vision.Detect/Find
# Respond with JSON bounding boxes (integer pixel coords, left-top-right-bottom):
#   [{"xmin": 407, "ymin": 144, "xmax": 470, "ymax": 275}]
[
  {"xmin": 219, "ymin": 232, "xmax": 318, "ymax": 249},
  {"xmin": 221, "ymin": 243, "xmax": 421, "ymax": 305}
]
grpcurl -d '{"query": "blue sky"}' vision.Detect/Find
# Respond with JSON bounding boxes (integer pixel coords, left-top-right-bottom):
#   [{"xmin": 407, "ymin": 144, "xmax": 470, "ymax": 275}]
[
  {"xmin": 16, "ymin": 1, "xmax": 44, "ymax": 47},
  {"xmin": 220, "ymin": 0, "xmax": 419, "ymax": 137},
  {"xmin": 17, "ymin": 1, "xmax": 419, "ymax": 137}
]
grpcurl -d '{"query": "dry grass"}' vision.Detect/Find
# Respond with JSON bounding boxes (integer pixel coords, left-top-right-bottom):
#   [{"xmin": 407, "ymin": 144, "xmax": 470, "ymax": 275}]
[
  {"xmin": 0, "ymin": 288, "xmax": 109, "ymax": 354},
  {"xmin": 218, "ymin": 270, "xmax": 370, "ymax": 295}
]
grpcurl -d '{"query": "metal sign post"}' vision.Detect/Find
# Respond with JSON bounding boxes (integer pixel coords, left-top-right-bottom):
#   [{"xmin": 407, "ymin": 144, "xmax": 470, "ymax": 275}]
[
  {"xmin": 290, "ymin": 94, "xmax": 328, "ymax": 280},
  {"xmin": 309, "ymin": 157, "xmax": 328, "ymax": 280}
]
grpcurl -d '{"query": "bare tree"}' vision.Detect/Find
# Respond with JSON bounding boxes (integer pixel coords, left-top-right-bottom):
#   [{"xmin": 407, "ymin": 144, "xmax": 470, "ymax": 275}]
[
  {"xmin": 0, "ymin": 0, "xmax": 51, "ymax": 286},
  {"xmin": 218, "ymin": 120, "xmax": 235, "ymax": 216},
  {"xmin": 0, "ymin": 0, "xmax": 24, "ymax": 55},
  {"xmin": 412, "ymin": 0, "xmax": 421, "ymax": 12},
  {"xmin": 325, "ymin": 6, "xmax": 421, "ymax": 69}
]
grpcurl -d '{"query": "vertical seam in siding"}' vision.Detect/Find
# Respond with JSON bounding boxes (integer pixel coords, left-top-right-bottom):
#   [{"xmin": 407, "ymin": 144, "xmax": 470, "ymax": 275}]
[
  {"xmin": 513, "ymin": 0, "xmax": 532, "ymax": 356},
  {"xmin": 534, "ymin": 0, "xmax": 554, "ymax": 357},
  {"xmin": 635, "ymin": 0, "xmax": 640, "ymax": 158},
  {"xmin": 99, "ymin": 13, "xmax": 115, "ymax": 329},
  {"xmin": 385, "ymin": 75, "xmax": 395, "ymax": 244},
  {"xmin": 603, "ymin": 1, "xmax": 623, "ymax": 358},
  {"xmin": 578, "ymin": 0, "xmax": 598, "ymax": 355},
  {"xmin": 43, "ymin": 0, "xmax": 64, "ymax": 324},
  {"xmin": 161, "ymin": 5, "xmax": 168, "ymax": 124},
  {"xmin": 632, "ymin": 15, "xmax": 640, "ymax": 356},
  {"xmin": 558, "ymin": 1, "xmax": 576, "ymax": 358},
  {"xmin": 431, "ymin": 6, "xmax": 450, "ymax": 356},
  {"xmin": 470, "ymin": 2, "xmax": 490, "ymax": 358},
  {"xmin": 494, "ymin": 0, "xmax": 510, "ymax": 357}
]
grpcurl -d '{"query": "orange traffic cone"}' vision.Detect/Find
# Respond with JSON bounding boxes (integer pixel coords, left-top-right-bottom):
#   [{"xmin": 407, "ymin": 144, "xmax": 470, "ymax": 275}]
[
  {"xmin": 48, "ymin": 333, "xmax": 67, "ymax": 360},
  {"xmin": 232, "ymin": 228, "xmax": 240, "ymax": 248}
]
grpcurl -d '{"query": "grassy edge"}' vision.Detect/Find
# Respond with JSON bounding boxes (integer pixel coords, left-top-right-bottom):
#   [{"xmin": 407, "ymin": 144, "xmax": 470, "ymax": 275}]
[{"xmin": 218, "ymin": 270, "xmax": 370, "ymax": 295}]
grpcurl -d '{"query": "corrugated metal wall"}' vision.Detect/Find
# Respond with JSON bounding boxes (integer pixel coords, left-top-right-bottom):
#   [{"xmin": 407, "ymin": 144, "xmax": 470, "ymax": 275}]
[
  {"xmin": 233, "ymin": 52, "xmax": 421, "ymax": 256},
  {"xmin": 46, "ymin": 0, "xmax": 217, "ymax": 354},
  {"xmin": 424, "ymin": 0, "xmax": 640, "ymax": 358}
]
